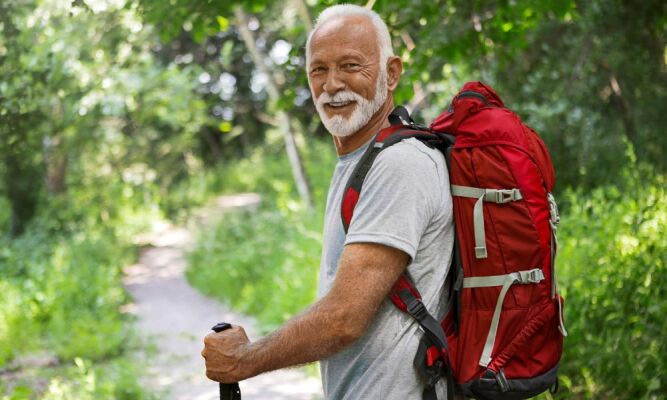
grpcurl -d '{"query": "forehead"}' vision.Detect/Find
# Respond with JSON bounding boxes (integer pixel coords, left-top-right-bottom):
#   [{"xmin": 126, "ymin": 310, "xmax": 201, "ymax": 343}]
[{"xmin": 309, "ymin": 15, "xmax": 379, "ymax": 63}]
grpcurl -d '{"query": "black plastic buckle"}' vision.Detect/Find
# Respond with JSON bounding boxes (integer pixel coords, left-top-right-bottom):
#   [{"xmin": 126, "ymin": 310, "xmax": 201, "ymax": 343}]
[
  {"xmin": 406, "ymin": 298, "xmax": 428, "ymax": 321},
  {"xmin": 495, "ymin": 368, "xmax": 510, "ymax": 392},
  {"xmin": 549, "ymin": 378, "xmax": 560, "ymax": 394},
  {"xmin": 425, "ymin": 360, "xmax": 444, "ymax": 388}
]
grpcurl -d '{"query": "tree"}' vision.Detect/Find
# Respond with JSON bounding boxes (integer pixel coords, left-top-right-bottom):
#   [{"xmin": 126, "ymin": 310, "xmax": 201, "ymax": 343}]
[
  {"xmin": 0, "ymin": 0, "xmax": 210, "ymax": 235},
  {"xmin": 371, "ymin": 0, "xmax": 666, "ymax": 187},
  {"xmin": 138, "ymin": 0, "xmax": 317, "ymax": 208},
  {"xmin": 234, "ymin": 6, "xmax": 313, "ymax": 209}
]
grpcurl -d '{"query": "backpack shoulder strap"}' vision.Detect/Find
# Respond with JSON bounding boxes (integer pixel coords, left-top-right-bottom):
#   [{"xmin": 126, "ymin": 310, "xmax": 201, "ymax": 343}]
[
  {"xmin": 338, "ymin": 109, "xmax": 455, "ymax": 400},
  {"xmin": 339, "ymin": 125, "xmax": 397, "ymax": 234},
  {"xmin": 340, "ymin": 123, "xmax": 440, "ymax": 232}
]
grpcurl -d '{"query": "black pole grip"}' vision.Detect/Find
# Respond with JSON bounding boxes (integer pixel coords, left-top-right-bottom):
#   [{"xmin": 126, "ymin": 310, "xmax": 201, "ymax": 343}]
[{"xmin": 211, "ymin": 322, "xmax": 242, "ymax": 400}]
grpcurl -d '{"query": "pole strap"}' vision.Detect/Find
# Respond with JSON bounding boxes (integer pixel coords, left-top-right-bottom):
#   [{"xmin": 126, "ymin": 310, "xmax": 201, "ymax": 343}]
[
  {"xmin": 398, "ymin": 290, "xmax": 448, "ymax": 354},
  {"xmin": 463, "ymin": 268, "xmax": 544, "ymax": 367}
]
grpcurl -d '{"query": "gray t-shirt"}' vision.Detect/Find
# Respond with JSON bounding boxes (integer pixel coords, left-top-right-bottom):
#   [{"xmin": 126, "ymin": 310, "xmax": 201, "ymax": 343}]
[{"xmin": 318, "ymin": 137, "xmax": 455, "ymax": 400}]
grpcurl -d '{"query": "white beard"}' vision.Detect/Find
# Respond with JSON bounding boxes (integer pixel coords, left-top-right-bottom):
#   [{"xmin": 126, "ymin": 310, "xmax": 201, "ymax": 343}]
[{"xmin": 314, "ymin": 68, "xmax": 388, "ymax": 138}]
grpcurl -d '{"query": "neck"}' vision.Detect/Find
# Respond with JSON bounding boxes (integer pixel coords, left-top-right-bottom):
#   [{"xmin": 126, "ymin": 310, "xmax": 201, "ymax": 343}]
[{"xmin": 333, "ymin": 98, "xmax": 395, "ymax": 156}]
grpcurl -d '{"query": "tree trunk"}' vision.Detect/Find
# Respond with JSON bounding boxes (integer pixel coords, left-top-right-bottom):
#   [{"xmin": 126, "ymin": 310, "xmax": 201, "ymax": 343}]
[
  {"xmin": 4, "ymin": 114, "xmax": 42, "ymax": 237},
  {"xmin": 608, "ymin": 74, "xmax": 641, "ymax": 158},
  {"xmin": 234, "ymin": 6, "xmax": 313, "ymax": 210},
  {"xmin": 294, "ymin": 0, "xmax": 313, "ymax": 32},
  {"xmin": 1, "ymin": 5, "xmax": 43, "ymax": 236},
  {"xmin": 44, "ymin": 135, "xmax": 68, "ymax": 195}
]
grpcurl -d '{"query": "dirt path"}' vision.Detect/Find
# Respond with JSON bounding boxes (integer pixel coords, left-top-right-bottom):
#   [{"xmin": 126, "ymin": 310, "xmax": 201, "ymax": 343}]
[{"xmin": 123, "ymin": 194, "xmax": 323, "ymax": 400}]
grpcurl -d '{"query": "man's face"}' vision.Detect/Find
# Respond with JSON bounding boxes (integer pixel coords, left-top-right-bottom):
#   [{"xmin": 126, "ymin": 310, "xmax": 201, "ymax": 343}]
[{"xmin": 307, "ymin": 16, "xmax": 387, "ymax": 137}]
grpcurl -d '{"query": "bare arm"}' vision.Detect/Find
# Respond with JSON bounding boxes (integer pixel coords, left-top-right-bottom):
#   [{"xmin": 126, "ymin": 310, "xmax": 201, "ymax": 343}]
[{"xmin": 202, "ymin": 242, "xmax": 409, "ymax": 382}]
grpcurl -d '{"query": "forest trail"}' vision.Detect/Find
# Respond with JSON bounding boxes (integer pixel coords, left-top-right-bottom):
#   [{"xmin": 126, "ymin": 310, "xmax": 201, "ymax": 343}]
[{"xmin": 123, "ymin": 193, "xmax": 323, "ymax": 400}]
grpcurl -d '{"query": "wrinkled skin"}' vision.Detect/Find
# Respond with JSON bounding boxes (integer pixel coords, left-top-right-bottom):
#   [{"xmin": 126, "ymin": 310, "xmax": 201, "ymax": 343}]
[{"xmin": 307, "ymin": 14, "xmax": 403, "ymax": 155}]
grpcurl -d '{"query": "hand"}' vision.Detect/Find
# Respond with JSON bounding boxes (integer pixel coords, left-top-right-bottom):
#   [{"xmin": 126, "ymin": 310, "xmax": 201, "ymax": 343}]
[{"xmin": 201, "ymin": 325, "xmax": 252, "ymax": 383}]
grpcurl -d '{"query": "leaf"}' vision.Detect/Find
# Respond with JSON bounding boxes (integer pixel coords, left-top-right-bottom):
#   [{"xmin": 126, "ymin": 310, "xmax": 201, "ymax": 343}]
[
  {"xmin": 219, "ymin": 121, "xmax": 232, "ymax": 132},
  {"xmin": 220, "ymin": 40, "xmax": 234, "ymax": 68},
  {"xmin": 216, "ymin": 15, "xmax": 229, "ymax": 32}
]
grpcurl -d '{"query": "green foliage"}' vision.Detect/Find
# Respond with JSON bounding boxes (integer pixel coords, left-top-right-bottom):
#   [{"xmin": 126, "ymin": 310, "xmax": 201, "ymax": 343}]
[
  {"xmin": 1, "ymin": 2, "xmax": 215, "ymax": 394},
  {"xmin": 186, "ymin": 138, "xmax": 335, "ymax": 330},
  {"xmin": 2, "ymin": 358, "xmax": 155, "ymax": 400},
  {"xmin": 368, "ymin": 0, "xmax": 667, "ymax": 189},
  {"xmin": 2, "ymin": 0, "xmax": 665, "ymax": 398},
  {"xmin": 0, "ymin": 0, "xmax": 210, "ymax": 234},
  {"xmin": 0, "ymin": 214, "xmax": 139, "ymax": 363},
  {"xmin": 0, "ymin": 222, "xmax": 153, "ymax": 398},
  {"xmin": 556, "ymin": 166, "xmax": 667, "ymax": 399},
  {"xmin": 187, "ymin": 208, "xmax": 322, "ymax": 331},
  {"xmin": 138, "ymin": 0, "xmax": 667, "ymax": 190},
  {"xmin": 216, "ymin": 137, "xmax": 335, "ymax": 210}
]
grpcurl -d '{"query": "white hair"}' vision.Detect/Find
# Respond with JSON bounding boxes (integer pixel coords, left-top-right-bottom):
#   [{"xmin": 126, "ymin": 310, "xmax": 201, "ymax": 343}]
[{"xmin": 305, "ymin": 4, "xmax": 394, "ymax": 69}]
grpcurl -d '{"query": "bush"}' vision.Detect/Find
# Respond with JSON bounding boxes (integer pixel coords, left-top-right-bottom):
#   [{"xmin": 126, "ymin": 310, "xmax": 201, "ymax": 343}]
[
  {"xmin": 0, "ymin": 176, "xmax": 158, "ymax": 398},
  {"xmin": 1, "ymin": 358, "xmax": 155, "ymax": 400},
  {"xmin": 0, "ymin": 225, "xmax": 135, "ymax": 364},
  {"xmin": 187, "ymin": 209, "xmax": 322, "ymax": 331},
  {"xmin": 555, "ymin": 168, "xmax": 666, "ymax": 399},
  {"xmin": 186, "ymin": 138, "xmax": 336, "ymax": 331}
]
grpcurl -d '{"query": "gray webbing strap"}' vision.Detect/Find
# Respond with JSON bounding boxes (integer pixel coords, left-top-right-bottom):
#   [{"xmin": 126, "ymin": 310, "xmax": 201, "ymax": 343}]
[
  {"xmin": 551, "ymin": 235, "xmax": 568, "ymax": 337},
  {"xmin": 463, "ymin": 268, "xmax": 545, "ymax": 367},
  {"xmin": 551, "ymin": 240, "xmax": 568, "ymax": 337},
  {"xmin": 550, "ymin": 231, "xmax": 557, "ymax": 298},
  {"xmin": 548, "ymin": 192, "xmax": 559, "ymax": 298},
  {"xmin": 557, "ymin": 286, "xmax": 568, "ymax": 337},
  {"xmin": 450, "ymin": 185, "xmax": 523, "ymax": 259},
  {"xmin": 547, "ymin": 192, "xmax": 567, "ymax": 336}
]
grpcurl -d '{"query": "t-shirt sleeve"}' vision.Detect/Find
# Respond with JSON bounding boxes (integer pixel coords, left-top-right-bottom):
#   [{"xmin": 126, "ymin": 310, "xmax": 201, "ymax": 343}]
[{"xmin": 344, "ymin": 139, "xmax": 443, "ymax": 260}]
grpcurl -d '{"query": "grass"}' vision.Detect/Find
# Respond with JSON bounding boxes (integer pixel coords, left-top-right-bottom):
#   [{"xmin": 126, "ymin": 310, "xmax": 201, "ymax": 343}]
[
  {"xmin": 186, "ymin": 138, "xmax": 336, "ymax": 331},
  {"xmin": 2, "ymin": 357, "xmax": 155, "ymax": 400},
  {"xmin": 0, "ymin": 179, "xmax": 162, "ymax": 399},
  {"xmin": 187, "ymin": 208, "xmax": 323, "ymax": 332},
  {"xmin": 553, "ymin": 167, "xmax": 666, "ymax": 399}
]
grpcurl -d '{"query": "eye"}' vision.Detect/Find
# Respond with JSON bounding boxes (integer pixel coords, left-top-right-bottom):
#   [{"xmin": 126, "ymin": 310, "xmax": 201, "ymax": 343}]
[
  {"xmin": 342, "ymin": 63, "xmax": 361, "ymax": 70},
  {"xmin": 310, "ymin": 66, "xmax": 326, "ymax": 75}
]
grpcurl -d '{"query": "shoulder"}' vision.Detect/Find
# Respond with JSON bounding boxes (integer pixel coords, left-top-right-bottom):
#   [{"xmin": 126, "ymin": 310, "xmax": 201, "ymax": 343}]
[{"xmin": 373, "ymin": 137, "xmax": 447, "ymax": 179}]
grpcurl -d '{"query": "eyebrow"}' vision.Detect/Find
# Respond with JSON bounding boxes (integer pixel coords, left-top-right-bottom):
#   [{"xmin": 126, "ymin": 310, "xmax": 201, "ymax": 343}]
[{"xmin": 310, "ymin": 51, "xmax": 366, "ymax": 67}]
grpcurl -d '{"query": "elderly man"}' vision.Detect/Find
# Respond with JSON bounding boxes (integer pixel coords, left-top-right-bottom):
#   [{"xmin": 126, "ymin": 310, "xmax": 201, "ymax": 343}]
[{"xmin": 202, "ymin": 5, "xmax": 454, "ymax": 399}]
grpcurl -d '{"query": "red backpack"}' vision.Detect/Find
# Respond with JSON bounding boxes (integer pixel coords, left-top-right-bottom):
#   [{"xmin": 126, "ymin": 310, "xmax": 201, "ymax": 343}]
[{"xmin": 341, "ymin": 82, "xmax": 567, "ymax": 399}]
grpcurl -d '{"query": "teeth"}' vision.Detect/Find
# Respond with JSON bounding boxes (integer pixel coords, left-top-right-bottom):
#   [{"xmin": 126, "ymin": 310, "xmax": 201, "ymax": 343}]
[{"xmin": 328, "ymin": 101, "xmax": 351, "ymax": 107}]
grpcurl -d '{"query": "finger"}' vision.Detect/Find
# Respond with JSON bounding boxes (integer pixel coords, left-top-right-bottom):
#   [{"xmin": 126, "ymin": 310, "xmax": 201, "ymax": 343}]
[
  {"xmin": 232, "ymin": 325, "xmax": 251, "ymax": 341},
  {"xmin": 203, "ymin": 332, "xmax": 219, "ymax": 346},
  {"xmin": 205, "ymin": 370, "xmax": 218, "ymax": 382}
]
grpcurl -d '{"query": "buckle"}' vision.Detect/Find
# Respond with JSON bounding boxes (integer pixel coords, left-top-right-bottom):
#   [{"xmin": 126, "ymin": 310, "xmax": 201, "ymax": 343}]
[
  {"xmin": 548, "ymin": 193, "xmax": 560, "ymax": 227},
  {"xmin": 515, "ymin": 269, "xmax": 544, "ymax": 284},
  {"xmin": 425, "ymin": 360, "xmax": 444, "ymax": 388},
  {"xmin": 495, "ymin": 368, "xmax": 510, "ymax": 392},
  {"xmin": 484, "ymin": 368, "xmax": 510, "ymax": 392},
  {"xmin": 407, "ymin": 298, "xmax": 428, "ymax": 321},
  {"xmin": 526, "ymin": 269, "xmax": 544, "ymax": 283},
  {"xmin": 494, "ymin": 189, "xmax": 520, "ymax": 204}
]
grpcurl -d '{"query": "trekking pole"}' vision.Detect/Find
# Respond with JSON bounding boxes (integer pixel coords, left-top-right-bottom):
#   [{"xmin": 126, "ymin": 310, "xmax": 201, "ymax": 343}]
[{"xmin": 211, "ymin": 322, "xmax": 242, "ymax": 400}]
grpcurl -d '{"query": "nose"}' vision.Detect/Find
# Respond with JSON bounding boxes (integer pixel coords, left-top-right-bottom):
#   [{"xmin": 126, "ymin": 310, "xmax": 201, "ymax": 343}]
[{"xmin": 323, "ymin": 69, "xmax": 345, "ymax": 95}]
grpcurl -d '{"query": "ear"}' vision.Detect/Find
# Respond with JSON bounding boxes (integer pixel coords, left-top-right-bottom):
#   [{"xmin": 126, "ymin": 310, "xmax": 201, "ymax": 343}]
[{"xmin": 386, "ymin": 55, "xmax": 403, "ymax": 92}]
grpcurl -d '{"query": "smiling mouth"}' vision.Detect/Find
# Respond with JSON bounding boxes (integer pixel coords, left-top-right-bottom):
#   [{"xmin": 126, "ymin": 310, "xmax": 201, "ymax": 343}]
[{"xmin": 326, "ymin": 101, "xmax": 355, "ymax": 109}]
